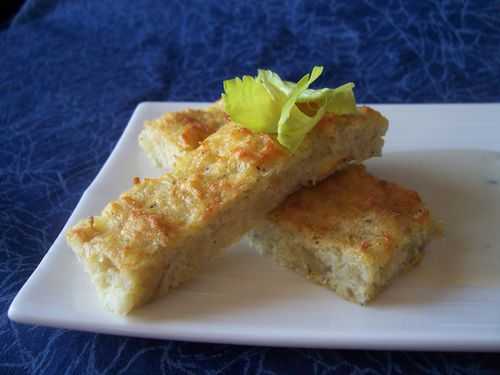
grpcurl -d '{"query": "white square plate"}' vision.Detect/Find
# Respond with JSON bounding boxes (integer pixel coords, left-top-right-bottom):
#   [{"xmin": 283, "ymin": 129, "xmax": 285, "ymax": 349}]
[{"xmin": 9, "ymin": 103, "xmax": 500, "ymax": 351}]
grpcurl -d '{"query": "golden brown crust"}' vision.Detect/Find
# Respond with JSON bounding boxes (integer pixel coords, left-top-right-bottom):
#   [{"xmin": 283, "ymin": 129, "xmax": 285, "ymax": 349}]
[
  {"xmin": 144, "ymin": 101, "xmax": 228, "ymax": 152},
  {"xmin": 267, "ymin": 164, "xmax": 434, "ymax": 267}
]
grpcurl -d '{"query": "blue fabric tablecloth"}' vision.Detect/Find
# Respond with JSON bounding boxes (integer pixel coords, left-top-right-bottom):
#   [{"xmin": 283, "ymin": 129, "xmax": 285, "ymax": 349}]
[{"xmin": 1, "ymin": 1, "xmax": 499, "ymax": 373}]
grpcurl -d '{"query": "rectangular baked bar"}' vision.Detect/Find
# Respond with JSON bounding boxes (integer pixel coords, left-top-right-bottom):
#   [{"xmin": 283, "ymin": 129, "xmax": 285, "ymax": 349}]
[
  {"xmin": 248, "ymin": 164, "xmax": 436, "ymax": 304},
  {"xmin": 67, "ymin": 108, "xmax": 388, "ymax": 314}
]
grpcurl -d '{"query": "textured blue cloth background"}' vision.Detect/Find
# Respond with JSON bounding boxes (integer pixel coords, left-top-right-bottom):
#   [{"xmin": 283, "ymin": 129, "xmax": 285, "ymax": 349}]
[{"xmin": 1, "ymin": 0, "xmax": 500, "ymax": 373}]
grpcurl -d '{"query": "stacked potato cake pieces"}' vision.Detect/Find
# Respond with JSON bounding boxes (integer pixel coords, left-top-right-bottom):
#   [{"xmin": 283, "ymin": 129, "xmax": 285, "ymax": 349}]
[
  {"xmin": 137, "ymin": 102, "xmax": 435, "ymax": 306},
  {"xmin": 67, "ymin": 102, "xmax": 388, "ymax": 314}
]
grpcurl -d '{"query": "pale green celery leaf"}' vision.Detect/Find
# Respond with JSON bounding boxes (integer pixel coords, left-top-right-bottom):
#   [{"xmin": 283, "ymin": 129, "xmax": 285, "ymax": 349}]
[
  {"xmin": 258, "ymin": 67, "xmax": 356, "ymax": 115},
  {"xmin": 258, "ymin": 66, "xmax": 325, "ymax": 101},
  {"xmin": 222, "ymin": 75, "xmax": 281, "ymax": 133},
  {"xmin": 277, "ymin": 66, "xmax": 323, "ymax": 127},
  {"xmin": 255, "ymin": 70, "xmax": 289, "ymax": 109},
  {"xmin": 277, "ymin": 66, "xmax": 326, "ymax": 151},
  {"xmin": 256, "ymin": 69, "xmax": 292, "ymax": 97},
  {"xmin": 297, "ymin": 83, "xmax": 356, "ymax": 114},
  {"xmin": 223, "ymin": 66, "xmax": 354, "ymax": 151},
  {"xmin": 277, "ymin": 103, "xmax": 327, "ymax": 152},
  {"xmin": 295, "ymin": 87, "xmax": 330, "ymax": 102},
  {"xmin": 324, "ymin": 83, "xmax": 356, "ymax": 114}
]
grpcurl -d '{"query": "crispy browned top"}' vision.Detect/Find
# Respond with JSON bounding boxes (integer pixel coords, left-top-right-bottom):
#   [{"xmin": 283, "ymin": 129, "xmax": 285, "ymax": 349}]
[
  {"xmin": 177, "ymin": 110, "xmax": 229, "ymax": 149},
  {"xmin": 152, "ymin": 102, "xmax": 229, "ymax": 150},
  {"xmin": 68, "ymin": 122, "xmax": 291, "ymax": 270},
  {"xmin": 269, "ymin": 164, "xmax": 434, "ymax": 265}
]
